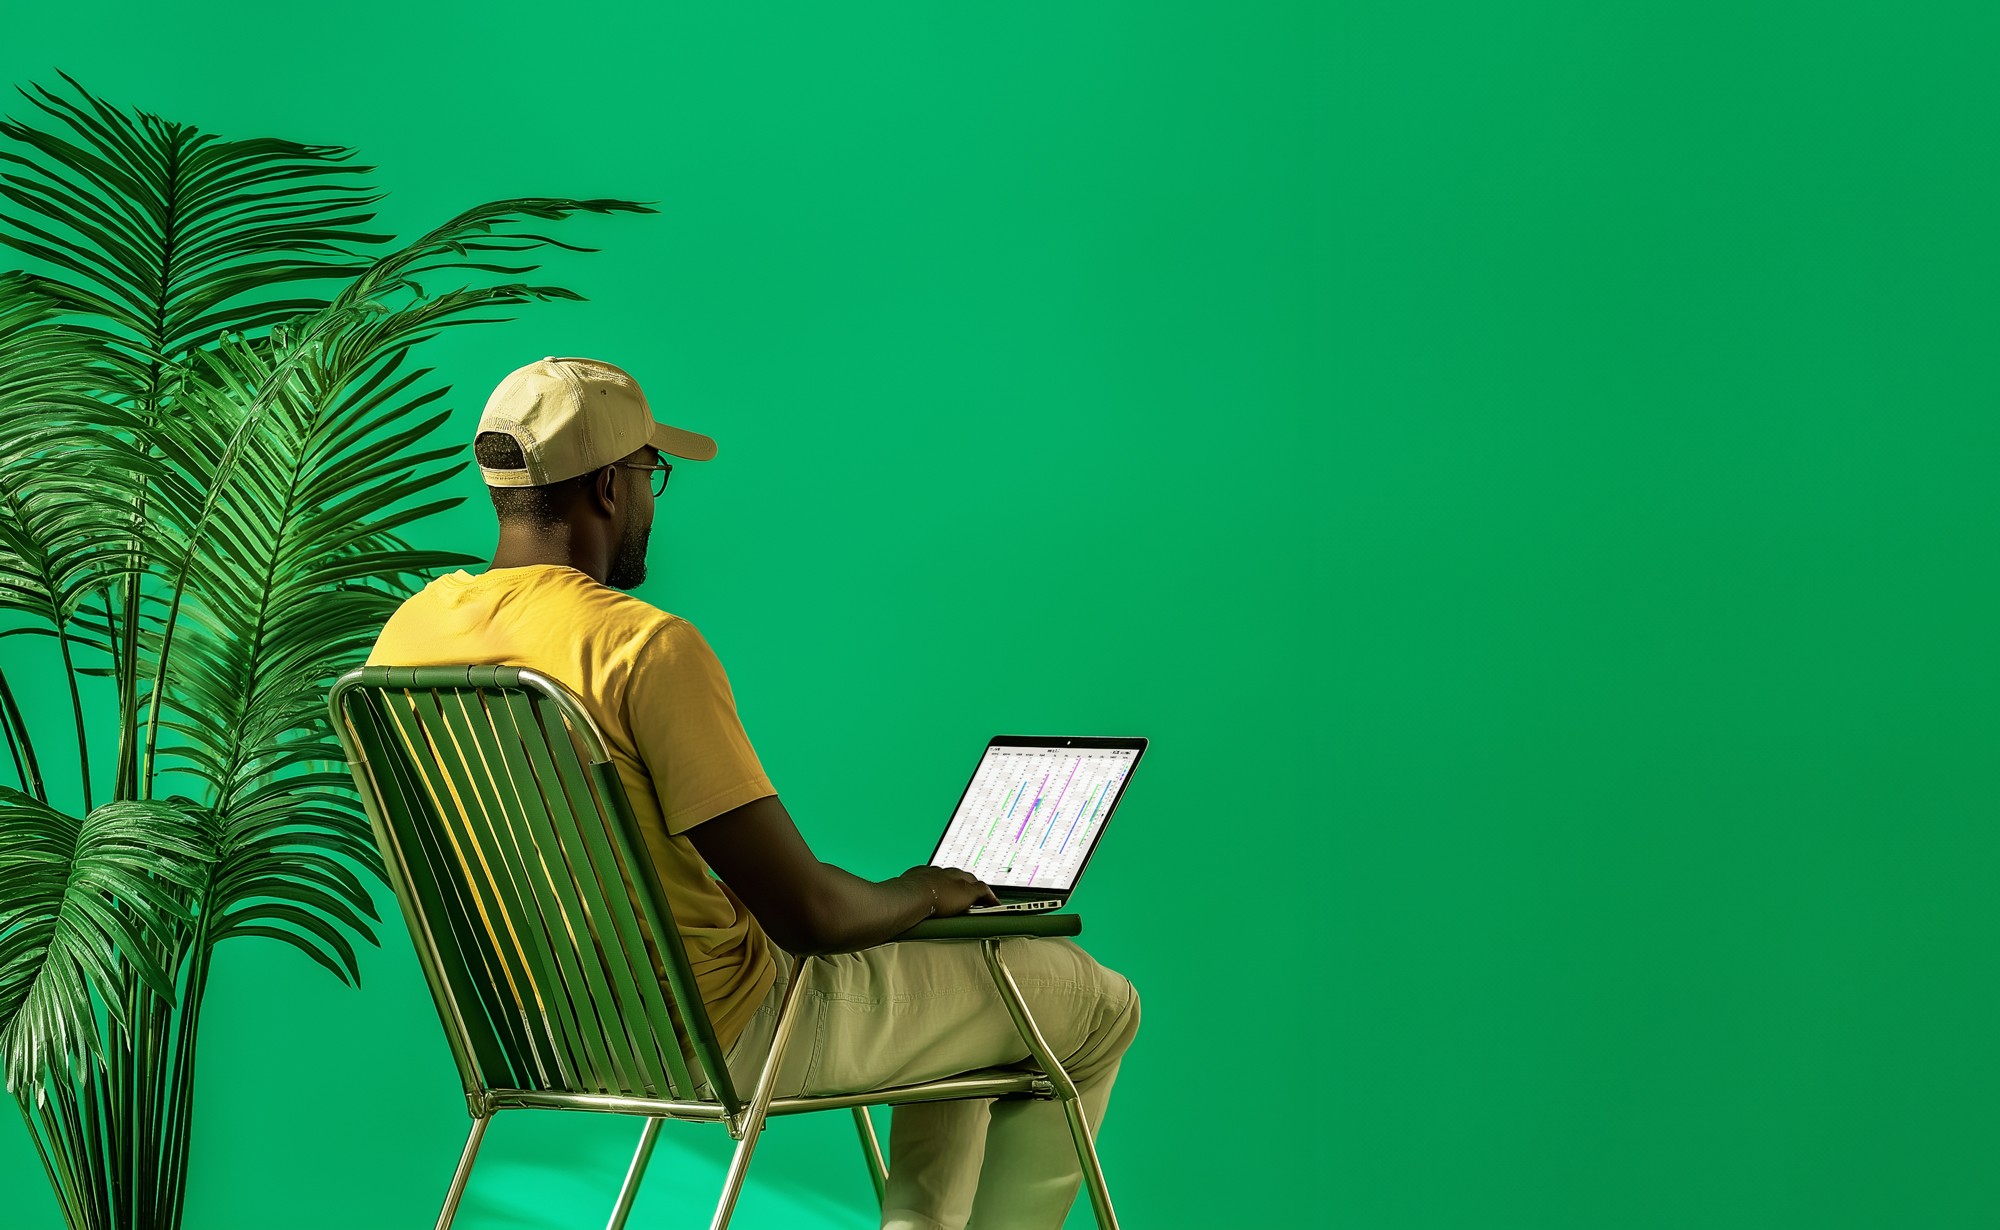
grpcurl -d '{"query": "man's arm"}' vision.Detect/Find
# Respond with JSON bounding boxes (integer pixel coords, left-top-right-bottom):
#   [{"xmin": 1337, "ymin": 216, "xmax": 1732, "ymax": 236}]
[{"xmin": 687, "ymin": 794, "xmax": 1000, "ymax": 956}]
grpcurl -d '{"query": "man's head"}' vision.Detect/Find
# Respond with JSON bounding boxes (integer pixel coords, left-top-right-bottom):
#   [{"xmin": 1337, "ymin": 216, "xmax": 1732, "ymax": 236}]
[
  {"xmin": 474, "ymin": 356, "xmax": 715, "ymax": 590},
  {"xmin": 474, "ymin": 431, "xmax": 665, "ymax": 588}
]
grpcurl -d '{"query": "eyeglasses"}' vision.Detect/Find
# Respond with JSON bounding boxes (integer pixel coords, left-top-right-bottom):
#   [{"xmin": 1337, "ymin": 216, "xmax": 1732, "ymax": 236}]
[{"xmin": 615, "ymin": 461, "xmax": 673, "ymax": 497}]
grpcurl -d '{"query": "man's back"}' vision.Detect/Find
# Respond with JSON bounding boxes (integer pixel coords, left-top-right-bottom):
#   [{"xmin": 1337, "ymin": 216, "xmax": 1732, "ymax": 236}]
[{"xmin": 367, "ymin": 562, "xmax": 778, "ymax": 1049}]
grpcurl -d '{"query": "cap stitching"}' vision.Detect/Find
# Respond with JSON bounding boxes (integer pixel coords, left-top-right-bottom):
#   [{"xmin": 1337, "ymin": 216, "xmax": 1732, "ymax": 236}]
[{"xmin": 548, "ymin": 359, "xmax": 594, "ymax": 479}]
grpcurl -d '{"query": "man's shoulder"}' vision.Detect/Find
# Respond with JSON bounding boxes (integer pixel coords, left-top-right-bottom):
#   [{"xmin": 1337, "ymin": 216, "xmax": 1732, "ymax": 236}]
[
  {"xmin": 368, "ymin": 565, "xmax": 691, "ymax": 666},
  {"xmin": 569, "ymin": 576, "xmax": 681, "ymax": 635},
  {"xmin": 522, "ymin": 569, "xmax": 694, "ymax": 659}
]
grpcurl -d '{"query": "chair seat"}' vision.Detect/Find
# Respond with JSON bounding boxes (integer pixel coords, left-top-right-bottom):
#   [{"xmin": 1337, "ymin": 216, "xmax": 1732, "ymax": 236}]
[
  {"xmin": 480, "ymin": 1067, "xmax": 1056, "ymax": 1123},
  {"xmin": 768, "ymin": 1067, "xmax": 1056, "ymax": 1117}
]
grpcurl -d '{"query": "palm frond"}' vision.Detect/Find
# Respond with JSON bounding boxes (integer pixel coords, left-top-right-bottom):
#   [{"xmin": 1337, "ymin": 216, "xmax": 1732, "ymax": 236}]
[
  {"xmin": 133, "ymin": 193, "xmax": 655, "ymax": 808},
  {"xmin": 0, "ymin": 788, "xmax": 212, "ymax": 1100},
  {"xmin": 134, "ymin": 323, "xmax": 486, "ymax": 977},
  {"xmin": 0, "ymin": 270, "xmax": 154, "ymax": 634},
  {"xmin": 0, "ymin": 269, "xmax": 166, "ymax": 810},
  {"xmin": 329, "ymin": 196, "xmax": 657, "ymax": 316},
  {"xmin": 0, "ymin": 69, "xmax": 391, "ymax": 379}
]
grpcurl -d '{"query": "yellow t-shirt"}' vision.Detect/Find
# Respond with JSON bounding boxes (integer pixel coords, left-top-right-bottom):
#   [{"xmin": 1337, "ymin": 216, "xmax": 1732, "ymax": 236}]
[{"xmin": 366, "ymin": 563, "xmax": 777, "ymax": 1051}]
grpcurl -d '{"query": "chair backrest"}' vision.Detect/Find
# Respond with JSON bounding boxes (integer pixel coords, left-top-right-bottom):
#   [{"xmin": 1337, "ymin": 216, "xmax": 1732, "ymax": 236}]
[{"xmin": 327, "ymin": 664, "xmax": 741, "ymax": 1114}]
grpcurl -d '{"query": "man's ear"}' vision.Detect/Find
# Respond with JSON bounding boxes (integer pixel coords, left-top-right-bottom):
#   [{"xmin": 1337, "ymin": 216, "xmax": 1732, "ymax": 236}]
[{"xmin": 587, "ymin": 465, "xmax": 619, "ymax": 518}]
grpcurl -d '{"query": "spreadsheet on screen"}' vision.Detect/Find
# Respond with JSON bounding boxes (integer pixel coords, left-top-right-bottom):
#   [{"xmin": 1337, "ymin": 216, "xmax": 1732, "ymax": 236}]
[{"xmin": 931, "ymin": 745, "xmax": 1136, "ymax": 890}]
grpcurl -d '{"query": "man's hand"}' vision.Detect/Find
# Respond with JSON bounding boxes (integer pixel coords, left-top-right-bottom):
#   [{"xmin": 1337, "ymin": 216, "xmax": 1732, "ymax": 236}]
[
  {"xmin": 894, "ymin": 865, "xmax": 1002, "ymax": 916},
  {"xmin": 687, "ymin": 794, "xmax": 997, "ymax": 955}
]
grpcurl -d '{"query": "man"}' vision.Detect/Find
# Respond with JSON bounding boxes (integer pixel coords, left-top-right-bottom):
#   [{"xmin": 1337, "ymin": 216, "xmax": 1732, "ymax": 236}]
[{"xmin": 367, "ymin": 356, "xmax": 1139, "ymax": 1230}]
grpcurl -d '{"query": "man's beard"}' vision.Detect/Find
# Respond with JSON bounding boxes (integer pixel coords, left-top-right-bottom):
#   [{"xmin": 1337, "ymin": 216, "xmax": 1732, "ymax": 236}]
[{"xmin": 607, "ymin": 519, "xmax": 651, "ymax": 591}]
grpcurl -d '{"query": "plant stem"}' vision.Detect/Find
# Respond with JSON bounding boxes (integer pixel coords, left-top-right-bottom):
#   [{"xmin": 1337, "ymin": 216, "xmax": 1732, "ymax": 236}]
[
  {"xmin": 118, "ymin": 962, "xmax": 139, "ymax": 1229},
  {"xmin": 89, "ymin": 1025, "xmax": 123, "ymax": 1226},
  {"xmin": 0, "ymin": 666, "xmax": 46, "ymax": 800},
  {"xmin": 57, "ymin": 629, "xmax": 92, "ymax": 813},
  {"xmin": 131, "ymin": 121, "xmax": 185, "ymax": 806},
  {"xmin": 48, "ymin": 1058, "xmax": 104, "ymax": 1229},
  {"xmin": 155, "ymin": 910, "xmax": 211, "ymax": 1230},
  {"xmin": 16, "ymin": 1097, "xmax": 84, "ymax": 1229}
]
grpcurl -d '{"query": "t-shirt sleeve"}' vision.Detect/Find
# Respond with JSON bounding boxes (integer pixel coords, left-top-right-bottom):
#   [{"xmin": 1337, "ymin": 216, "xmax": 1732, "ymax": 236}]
[{"xmin": 626, "ymin": 617, "xmax": 776, "ymax": 835}]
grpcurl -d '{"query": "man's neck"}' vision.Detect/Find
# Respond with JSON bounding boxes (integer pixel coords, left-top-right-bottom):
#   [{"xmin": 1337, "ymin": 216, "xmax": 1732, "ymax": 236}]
[{"xmin": 491, "ymin": 526, "xmax": 605, "ymax": 583}]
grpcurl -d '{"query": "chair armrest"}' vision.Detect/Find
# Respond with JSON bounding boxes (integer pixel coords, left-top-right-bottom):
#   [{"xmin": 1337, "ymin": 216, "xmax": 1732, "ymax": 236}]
[{"xmin": 889, "ymin": 913, "xmax": 1082, "ymax": 943}]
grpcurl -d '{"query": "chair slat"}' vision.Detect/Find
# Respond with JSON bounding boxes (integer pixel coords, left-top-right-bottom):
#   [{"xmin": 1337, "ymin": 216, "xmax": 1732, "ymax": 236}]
[
  {"xmin": 379, "ymin": 689, "xmax": 568, "ymax": 1089},
  {"xmin": 459, "ymin": 687, "xmax": 645, "ymax": 1095},
  {"xmin": 492, "ymin": 689, "xmax": 678, "ymax": 1096},
  {"xmin": 378, "ymin": 688, "xmax": 558, "ymax": 1090},
  {"xmin": 440, "ymin": 686, "xmax": 626, "ymax": 1092},
  {"xmin": 426, "ymin": 687, "xmax": 605, "ymax": 1091},
  {"xmin": 519, "ymin": 693, "xmax": 701, "ymax": 1098},
  {"xmin": 344, "ymin": 692, "xmax": 518, "ymax": 1086},
  {"xmin": 589, "ymin": 759, "xmax": 734, "ymax": 1105}
]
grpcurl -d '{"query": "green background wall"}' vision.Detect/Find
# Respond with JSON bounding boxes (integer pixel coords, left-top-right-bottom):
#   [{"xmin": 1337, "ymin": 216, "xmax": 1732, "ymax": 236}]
[{"xmin": 3, "ymin": 2, "xmax": 1995, "ymax": 1227}]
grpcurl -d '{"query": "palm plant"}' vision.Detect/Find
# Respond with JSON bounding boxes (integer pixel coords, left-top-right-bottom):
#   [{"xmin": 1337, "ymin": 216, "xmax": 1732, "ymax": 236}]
[{"xmin": 0, "ymin": 72, "xmax": 655, "ymax": 1229}]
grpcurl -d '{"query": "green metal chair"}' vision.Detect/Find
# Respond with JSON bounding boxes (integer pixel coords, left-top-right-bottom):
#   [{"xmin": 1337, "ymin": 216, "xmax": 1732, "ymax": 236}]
[{"xmin": 327, "ymin": 664, "xmax": 1118, "ymax": 1230}]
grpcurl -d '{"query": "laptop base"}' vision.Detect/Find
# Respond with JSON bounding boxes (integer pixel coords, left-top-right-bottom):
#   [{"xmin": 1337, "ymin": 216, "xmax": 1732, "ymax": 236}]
[{"xmin": 967, "ymin": 898, "xmax": 1063, "ymax": 914}]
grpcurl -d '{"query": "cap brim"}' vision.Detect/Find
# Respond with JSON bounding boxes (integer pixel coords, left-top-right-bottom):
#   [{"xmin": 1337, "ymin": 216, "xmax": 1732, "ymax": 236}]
[{"xmin": 651, "ymin": 421, "xmax": 718, "ymax": 462}]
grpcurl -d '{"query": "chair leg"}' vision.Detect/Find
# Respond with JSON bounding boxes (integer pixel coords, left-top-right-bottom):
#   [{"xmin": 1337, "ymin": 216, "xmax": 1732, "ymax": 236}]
[
  {"xmin": 852, "ymin": 1106, "xmax": 888, "ymax": 1206},
  {"xmin": 436, "ymin": 1116, "xmax": 491, "ymax": 1230},
  {"xmin": 605, "ymin": 1118, "xmax": 663, "ymax": 1230},
  {"xmin": 981, "ymin": 940, "xmax": 1121, "ymax": 1230},
  {"xmin": 710, "ymin": 956, "xmax": 814, "ymax": 1230}
]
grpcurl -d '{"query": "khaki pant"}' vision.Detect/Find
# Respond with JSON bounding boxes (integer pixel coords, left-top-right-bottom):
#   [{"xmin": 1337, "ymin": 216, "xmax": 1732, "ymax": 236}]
[{"xmin": 720, "ymin": 937, "xmax": 1141, "ymax": 1230}]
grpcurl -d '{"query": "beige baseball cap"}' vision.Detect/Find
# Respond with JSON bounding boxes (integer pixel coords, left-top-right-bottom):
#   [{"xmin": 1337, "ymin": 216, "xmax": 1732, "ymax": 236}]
[{"xmin": 476, "ymin": 355, "xmax": 717, "ymax": 487}]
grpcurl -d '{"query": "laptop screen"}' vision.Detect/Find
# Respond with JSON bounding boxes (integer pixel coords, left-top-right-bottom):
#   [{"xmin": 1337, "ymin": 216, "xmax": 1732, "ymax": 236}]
[{"xmin": 930, "ymin": 739, "xmax": 1143, "ymax": 892}]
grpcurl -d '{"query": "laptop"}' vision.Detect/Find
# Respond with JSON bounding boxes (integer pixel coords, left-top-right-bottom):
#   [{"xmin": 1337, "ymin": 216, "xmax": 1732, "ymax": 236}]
[{"xmin": 926, "ymin": 735, "xmax": 1149, "ymax": 914}]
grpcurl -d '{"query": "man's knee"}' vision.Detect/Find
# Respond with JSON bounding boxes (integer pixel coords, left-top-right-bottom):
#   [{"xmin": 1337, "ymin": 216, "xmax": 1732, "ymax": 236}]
[
  {"xmin": 1073, "ymin": 942, "xmax": 1139, "ymax": 1034},
  {"xmin": 1010, "ymin": 938, "xmax": 1131, "ymax": 998},
  {"xmin": 1105, "ymin": 971, "xmax": 1139, "ymax": 1053},
  {"xmin": 1014, "ymin": 938, "xmax": 1139, "ymax": 1067}
]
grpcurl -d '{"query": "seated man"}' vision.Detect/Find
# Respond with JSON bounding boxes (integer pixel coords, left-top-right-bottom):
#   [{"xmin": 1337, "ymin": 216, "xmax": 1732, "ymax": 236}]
[{"xmin": 367, "ymin": 356, "xmax": 1140, "ymax": 1230}]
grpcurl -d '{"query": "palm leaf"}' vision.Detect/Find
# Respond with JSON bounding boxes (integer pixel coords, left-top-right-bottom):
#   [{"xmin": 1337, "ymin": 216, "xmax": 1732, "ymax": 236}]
[
  {"xmin": 0, "ymin": 69, "xmax": 391, "ymax": 379},
  {"xmin": 133, "ymin": 192, "xmax": 659, "ymax": 814},
  {"xmin": 0, "ymin": 270, "xmax": 153, "ymax": 634},
  {"xmin": 0, "ymin": 71, "xmax": 400, "ymax": 809},
  {"xmin": 0, "ymin": 788, "xmax": 212, "ymax": 1100},
  {"xmin": 127, "ymin": 334, "xmax": 466, "ymax": 978},
  {"xmin": 327, "ymin": 195, "xmax": 654, "ymax": 315},
  {"xmin": 0, "ymin": 269, "xmax": 166, "ymax": 809},
  {"xmin": 130, "ymin": 276, "xmax": 603, "ymax": 976}
]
